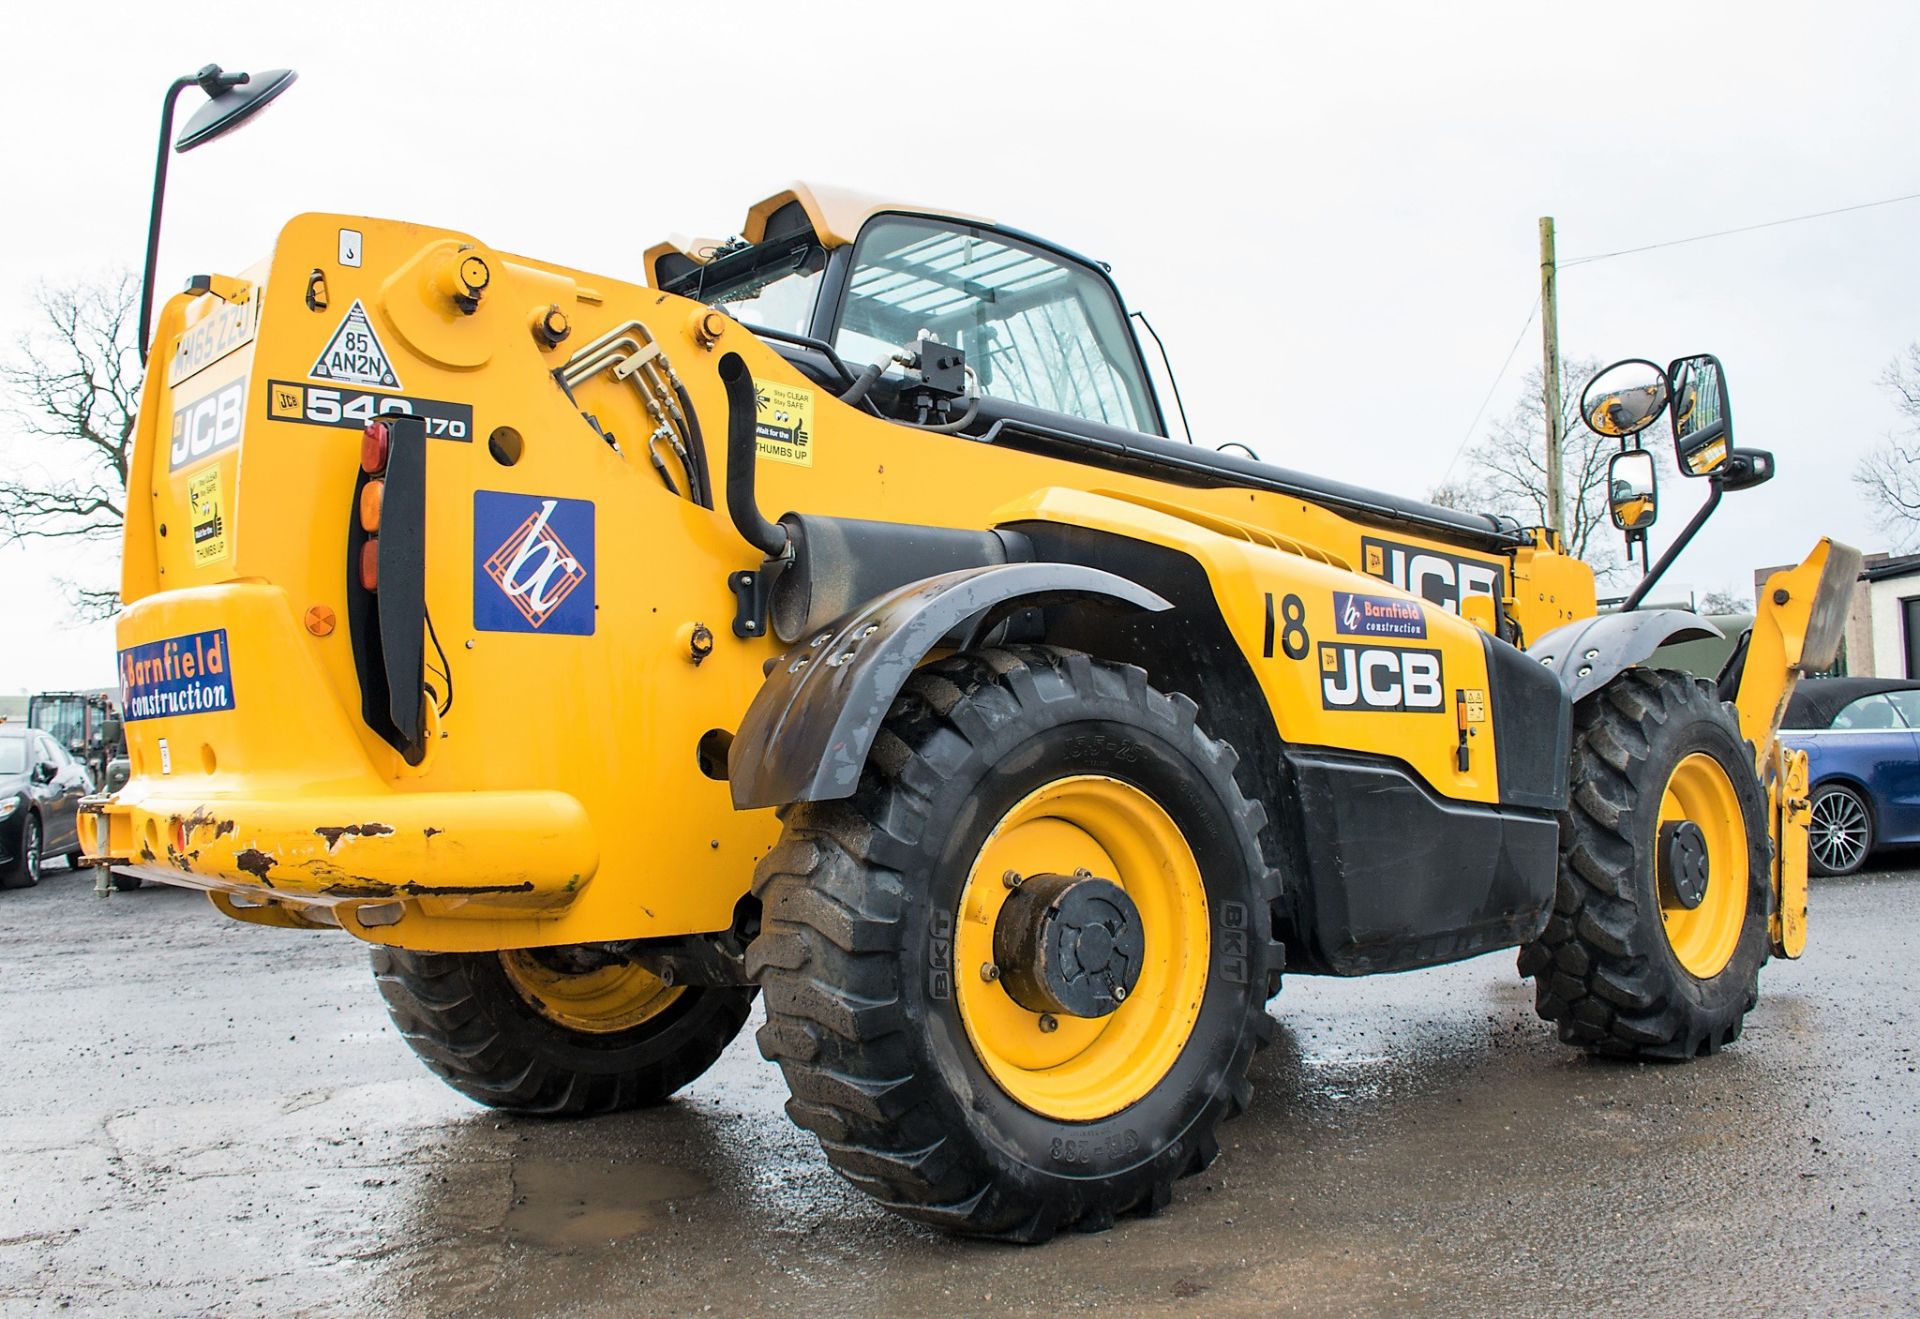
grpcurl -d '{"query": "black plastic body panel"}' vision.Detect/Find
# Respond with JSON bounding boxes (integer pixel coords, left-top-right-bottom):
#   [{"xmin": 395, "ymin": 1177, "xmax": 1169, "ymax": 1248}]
[
  {"xmin": 1483, "ymin": 629, "xmax": 1572, "ymax": 812},
  {"xmin": 728, "ymin": 562, "xmax": 1170, "ymax": 810},
  {"xmin": 770, "ymin": 514, "xmax": 1031, "ymax": 644},
  {"xmin": 1281, "ymin": 748, "xmax": 1559, "ymax": 976}
]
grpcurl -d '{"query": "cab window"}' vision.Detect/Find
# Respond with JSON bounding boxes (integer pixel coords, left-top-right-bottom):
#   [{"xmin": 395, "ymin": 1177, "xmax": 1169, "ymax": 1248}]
[{"xmin": 834, "ymin": 217, "xmax": 1155, "ymax": 433}]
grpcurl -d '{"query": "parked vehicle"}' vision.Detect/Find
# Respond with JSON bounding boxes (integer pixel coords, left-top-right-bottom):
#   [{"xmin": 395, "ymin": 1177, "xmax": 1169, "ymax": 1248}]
[
  {"xmin": 27, "ymin": 692, "xmax": 126, "ymax": 794},
  {"xmin": 1779, "ymin": 677, "xmax": 1920, "ymax": 875},
  {"xmin": 1, "ymin": 722, "xmax": 92, "ymax": 887}
]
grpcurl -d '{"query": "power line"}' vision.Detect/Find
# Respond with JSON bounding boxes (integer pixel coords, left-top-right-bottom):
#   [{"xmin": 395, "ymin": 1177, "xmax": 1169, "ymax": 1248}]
[
  {"xmin": 1441, "ymin": 296, "xmax": 1539, "ymax": 488},
  {"xmin": 1562, "ymin": 190, "xmax": 1920, "ymax": 267}
]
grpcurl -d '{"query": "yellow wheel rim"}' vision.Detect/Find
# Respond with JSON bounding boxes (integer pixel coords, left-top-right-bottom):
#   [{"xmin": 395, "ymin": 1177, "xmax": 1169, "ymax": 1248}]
[
  {"xmin": 500, "ymin": 950, "xmax": 684, "ymax": 1034},
  {"xmin": 954, "ymin": 775, "xmax": 1209, "ymax": 1122},
  {"xmin": 1657, "ymin": 753, "xmax": 1749, "ymax": 979}
]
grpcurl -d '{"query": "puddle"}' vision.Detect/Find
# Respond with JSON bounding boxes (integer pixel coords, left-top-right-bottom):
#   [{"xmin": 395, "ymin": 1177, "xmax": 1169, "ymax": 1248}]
[{"xmin": 504, "ymin": 1157, "xmax": 710, "ymax": 1247}]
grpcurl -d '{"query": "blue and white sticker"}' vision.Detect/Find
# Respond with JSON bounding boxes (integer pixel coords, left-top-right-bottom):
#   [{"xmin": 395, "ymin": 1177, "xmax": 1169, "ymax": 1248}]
[
  {"xmin": 1333, "ymin": 590, "xmax": 1428, "ymax": 639},
  {"xmin": 119, "ymin": 629, "xmax": 236, "ymax": 722},
  {"xmin": 474, "ymin": 491, "xmax": 595, "ymax": 635}
]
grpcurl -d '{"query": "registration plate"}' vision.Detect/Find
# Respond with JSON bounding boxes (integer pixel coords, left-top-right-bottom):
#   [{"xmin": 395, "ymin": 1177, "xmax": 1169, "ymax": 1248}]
[{"xmin": 168, "ymin": 294, "xmax": 260, "ymax": 387}]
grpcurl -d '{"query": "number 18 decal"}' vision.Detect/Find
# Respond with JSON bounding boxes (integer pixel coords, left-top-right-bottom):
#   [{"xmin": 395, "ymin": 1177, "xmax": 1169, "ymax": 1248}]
[{"xmin": 1264, "ymin": 592, "xmax": 1310, "ymax": 660}]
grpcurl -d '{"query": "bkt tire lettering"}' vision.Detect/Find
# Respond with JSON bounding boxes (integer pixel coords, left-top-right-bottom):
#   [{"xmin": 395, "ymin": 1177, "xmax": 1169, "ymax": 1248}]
[
  {"xmin": 1361, "ymin": 535, "xmax": 1502, "ymax": 614},
  {"xmin": 1319, "ymin": 642, "xmax": 1445, "ymax": 712}
]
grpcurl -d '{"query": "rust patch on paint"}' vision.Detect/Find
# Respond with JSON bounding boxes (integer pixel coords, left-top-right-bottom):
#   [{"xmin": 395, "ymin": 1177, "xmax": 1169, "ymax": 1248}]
[
  {"xmin": 315, "ymin": 823, "xmax": 396, "ymax": 849},
  {"xmin": 235, "ymin": 849, "xmax": 277, "ymax": 886}
]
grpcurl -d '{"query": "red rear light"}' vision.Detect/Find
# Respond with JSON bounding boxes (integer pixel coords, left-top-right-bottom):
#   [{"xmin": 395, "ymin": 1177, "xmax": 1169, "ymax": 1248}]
[
  {"xmin": 359, "ymin": 537, "xmax": 379, "ymax": 591},
  {"xmin": 361, "ymin": 420, "xmax": 391, "ymax": 473},
  {"xmin": 359, "ymin": 479, "xmax": 384, "ymax": 534}
]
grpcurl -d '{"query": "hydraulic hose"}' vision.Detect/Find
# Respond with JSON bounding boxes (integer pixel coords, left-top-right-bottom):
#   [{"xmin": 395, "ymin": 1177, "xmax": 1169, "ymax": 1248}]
[
  {"xmin": 717, "ymin": 352, "xmax": 789, "ymax": 558},
  {"xmin": 672, "ymin": 379, "xmax": 715, "ymax": 510},
  {"xmin": 838, "ymin": 360, "xmax": 884, "ymax": 408}
]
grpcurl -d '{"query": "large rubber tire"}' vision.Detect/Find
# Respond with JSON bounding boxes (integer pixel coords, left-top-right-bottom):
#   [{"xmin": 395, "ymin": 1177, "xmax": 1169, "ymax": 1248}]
[
  {"xmin": 747, "ymin": 646, "xmax": 1283, "ymax": 1242},
  {"xmin": 1519, "ymin": 669, "xmax": 1771, "ymax": 1060},
  {"xmin": 1806, "ymin": 782, "xmax": 1872, "ymax": 877},
  {"xmin": 2, "ymin": 814, "xmax": 42, "ymax": 890},
  {"xmin": 372, "ymin": 948, "xmax": 755, "ymax": 1115}
]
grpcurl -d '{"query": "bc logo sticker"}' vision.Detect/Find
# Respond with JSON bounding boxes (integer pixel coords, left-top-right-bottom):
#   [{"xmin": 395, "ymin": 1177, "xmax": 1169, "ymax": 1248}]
[
  {"xmin": 188, "ymin": 467, "xmax": 228, "ymax": 566},
  {"xmin": 1334, "ymin": 590, "xmax": 1426, "ymax": 639},
  {"xmin": 754, "ymin": 382, "xmax": 814, "ymax": 467},
  {"xmin": 474, "ymin": 491, "xmax": 595, "ymax": 635},
  {"xmin": 119, "ymin": 629, "xmax": 236, "ymax": 722}
]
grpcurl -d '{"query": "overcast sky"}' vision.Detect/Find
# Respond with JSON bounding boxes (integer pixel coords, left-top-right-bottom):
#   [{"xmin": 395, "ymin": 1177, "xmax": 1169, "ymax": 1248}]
[{"xmin": 3, "ymin": 1, "xmax": 1917, "ymax": 692}]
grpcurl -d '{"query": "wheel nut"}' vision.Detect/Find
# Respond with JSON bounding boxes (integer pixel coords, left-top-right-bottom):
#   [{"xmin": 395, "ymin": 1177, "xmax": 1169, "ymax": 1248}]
[
  {"xmin": 1038, "ymin": 1014, "xmax": 1059, "ymax": 1033},
  {"xmin": 1112, "ymin": 984, "xmax": 1128, "ymax": 1002},
  {"xmin": 980, "ymin": 962, "xmax": 1000, "ymax": 982}
]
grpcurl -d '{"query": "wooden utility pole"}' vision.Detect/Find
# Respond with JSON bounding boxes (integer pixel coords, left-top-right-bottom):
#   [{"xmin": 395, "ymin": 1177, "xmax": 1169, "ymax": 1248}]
[{"xmin": 1539, "ymin": 216, "xmax": 1564, "ymax": 541}]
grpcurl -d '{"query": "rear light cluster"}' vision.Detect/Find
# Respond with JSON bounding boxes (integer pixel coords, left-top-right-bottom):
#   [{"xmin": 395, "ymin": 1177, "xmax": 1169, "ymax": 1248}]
[{"xmin": 359, "ymin": 420, "xmax": 389, "ymax": 591}]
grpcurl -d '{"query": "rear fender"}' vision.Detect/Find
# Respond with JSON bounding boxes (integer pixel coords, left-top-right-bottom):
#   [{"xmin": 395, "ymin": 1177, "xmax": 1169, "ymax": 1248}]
[{"xmin": 727, "ymin": 562, "xmax": 1169, "ymax": 809}]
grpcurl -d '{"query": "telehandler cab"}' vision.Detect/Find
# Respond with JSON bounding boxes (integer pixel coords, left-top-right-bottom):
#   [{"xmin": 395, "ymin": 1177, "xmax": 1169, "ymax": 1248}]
[{"xmin": 89, "ymin": 184, "xmax": 1856, "ymax": 1240}]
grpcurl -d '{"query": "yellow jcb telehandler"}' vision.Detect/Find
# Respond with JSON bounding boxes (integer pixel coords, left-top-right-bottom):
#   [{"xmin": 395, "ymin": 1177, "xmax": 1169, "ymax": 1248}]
[{"xmin": 88, "ymin": 182, "xmax": 1855, "ymax": 1240}]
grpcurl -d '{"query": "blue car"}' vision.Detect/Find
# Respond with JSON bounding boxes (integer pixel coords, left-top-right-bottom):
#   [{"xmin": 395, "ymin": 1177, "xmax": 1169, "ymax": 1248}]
[{"xmin": 1779, "ymin": 678, "xmax": 1920, "ymax": 875}]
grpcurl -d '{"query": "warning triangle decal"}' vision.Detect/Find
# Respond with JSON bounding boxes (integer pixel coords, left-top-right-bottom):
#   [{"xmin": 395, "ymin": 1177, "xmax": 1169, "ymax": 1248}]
[{"xmin": 308, "ymin": 299, "xmax": 402, "ymax": 390}]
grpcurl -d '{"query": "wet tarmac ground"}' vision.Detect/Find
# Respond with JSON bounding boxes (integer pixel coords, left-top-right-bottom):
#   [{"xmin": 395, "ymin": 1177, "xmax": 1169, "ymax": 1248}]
[{"xmin": 2, "ymin": 861, "xmax": 1916, "ymax": 1318}]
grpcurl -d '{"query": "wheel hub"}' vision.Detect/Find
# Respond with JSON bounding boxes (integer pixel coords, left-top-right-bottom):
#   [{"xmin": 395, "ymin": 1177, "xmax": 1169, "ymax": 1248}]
[
  {"xmin": 1659, "ymin": 819, "xmax": 1711, "ymax": 909},
  {"xmin": 993, "ymin": 870, "xmax": 1145, "ymax": 1019}
]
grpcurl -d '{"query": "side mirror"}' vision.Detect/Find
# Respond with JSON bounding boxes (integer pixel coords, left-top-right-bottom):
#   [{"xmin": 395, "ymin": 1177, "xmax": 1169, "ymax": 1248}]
[
  {"xmin": 1668, "ymin": 353, "xmax": 1732, "ymax": 477},
  {"xmin": 1607, "ymin": 450, "xmax": 1658, "ymax": 531},
  {"xmin": 1581, "ymin": 359, "xmax": 1671, "ymax": 440},
  {"xmin": 31, "ymin": 762, "xmax": 56, "ymax": 786}
]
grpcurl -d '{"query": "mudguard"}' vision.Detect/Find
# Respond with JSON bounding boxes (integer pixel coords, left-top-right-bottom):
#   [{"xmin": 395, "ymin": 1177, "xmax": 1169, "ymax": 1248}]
[
  {"xmin": 727, "ymin": 562, "xmax": 1170, "ymax": 810},
  {"xmin": 1528, "ymin": 609, "xmax": 1721, "ymax": 704}
]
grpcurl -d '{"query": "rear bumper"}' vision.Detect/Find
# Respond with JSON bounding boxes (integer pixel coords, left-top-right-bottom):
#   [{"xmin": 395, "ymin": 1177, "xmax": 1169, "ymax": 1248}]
[
  {"xmin": 88, "ymin": 581, "xmax": 599, "ymax": 932},
  {"xmin": 89, "ymin": 785, "xmax": 596, "ymax": 918}
]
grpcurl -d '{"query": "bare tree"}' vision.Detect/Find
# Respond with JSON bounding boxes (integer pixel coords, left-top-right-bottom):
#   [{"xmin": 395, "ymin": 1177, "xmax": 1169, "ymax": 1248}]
[
  {"xmin": 1433, "ymin": 355, "xmax": 1659, "ymax": 583},
  {"xmin": 1698, "ymin": 588, "xmax": 1753, "ymax": 614},
  {"xmin": 1854, "ymin": 342, "xmax": 1920, "ymax": 547},
  {"xmin": 0, "ymin": 272, "xmax": 141, "ymax": 617}
]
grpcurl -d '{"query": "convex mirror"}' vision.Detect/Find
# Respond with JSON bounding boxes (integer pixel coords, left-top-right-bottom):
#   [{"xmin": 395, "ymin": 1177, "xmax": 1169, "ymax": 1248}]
[
  {"xmin": 1668, "ymin": 353, "xmax": 1732, "ymax": 477},
  {"xmin": 1607, "ymin": 449, "xmax": 1658, "ymax": 531},
  {"xmin": 1581, "ymin": 359, "xmax": 1670, "ymax": 439}
]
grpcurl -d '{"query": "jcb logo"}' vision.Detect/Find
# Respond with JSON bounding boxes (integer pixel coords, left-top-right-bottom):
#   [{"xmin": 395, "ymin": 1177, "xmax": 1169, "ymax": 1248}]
[
  {"xmin": 169, "ymin": 378, "xmax": 245, "ymax": 471},
  {"xmin": 1319, "ymin": 642, "xmax": 1445, "ymax": 713},
  {"xmin": 1360, "ymin": 536, "xmax": 1502, "ymax": 615}
]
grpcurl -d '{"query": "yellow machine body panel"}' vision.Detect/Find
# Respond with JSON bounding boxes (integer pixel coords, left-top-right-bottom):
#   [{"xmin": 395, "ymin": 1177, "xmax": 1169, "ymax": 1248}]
[{"xmin": 95, "ymin": 212, "xmax": 1630, "ymax": 949}]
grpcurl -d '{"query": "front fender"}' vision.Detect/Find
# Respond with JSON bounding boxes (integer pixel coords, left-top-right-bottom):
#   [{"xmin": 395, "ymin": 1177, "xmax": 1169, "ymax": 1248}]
[
  {"xmin": 1528, "ymin": 609, "xmax": 1721, "ymax": 704},
  {"xmin": 727, "ymin": 562, "xmax": 1169, "ymax": 810}
]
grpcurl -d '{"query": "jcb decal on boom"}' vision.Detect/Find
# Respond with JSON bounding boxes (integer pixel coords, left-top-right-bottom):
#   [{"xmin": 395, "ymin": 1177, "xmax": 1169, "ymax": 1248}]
[{"xmin": 1360, "ymin": 535, "xmax": 1503, "ymax": 614}]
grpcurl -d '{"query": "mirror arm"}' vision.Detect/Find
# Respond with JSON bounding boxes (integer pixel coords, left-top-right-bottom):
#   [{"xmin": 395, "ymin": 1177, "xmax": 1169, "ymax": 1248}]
[
  {"xmin": 1620, "ymin": 477, "xmax": 1723, "ymax": 612},
  {"xmin": 137, "ymin": 74, "xmax": 197, "ymax": 367}
]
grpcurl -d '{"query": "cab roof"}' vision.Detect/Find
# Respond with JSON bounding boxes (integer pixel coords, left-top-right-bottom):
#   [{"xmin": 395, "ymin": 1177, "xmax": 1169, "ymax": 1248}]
[{"xmin": 644, "ymin": 182, "xmax": 992, "ymax": 289}]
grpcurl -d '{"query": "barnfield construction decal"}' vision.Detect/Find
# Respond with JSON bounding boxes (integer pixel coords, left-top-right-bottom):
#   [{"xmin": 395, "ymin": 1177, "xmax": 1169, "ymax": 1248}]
[{"xmin": 119, "ymin": 629, "xmax": 236, "ymax": 722}]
